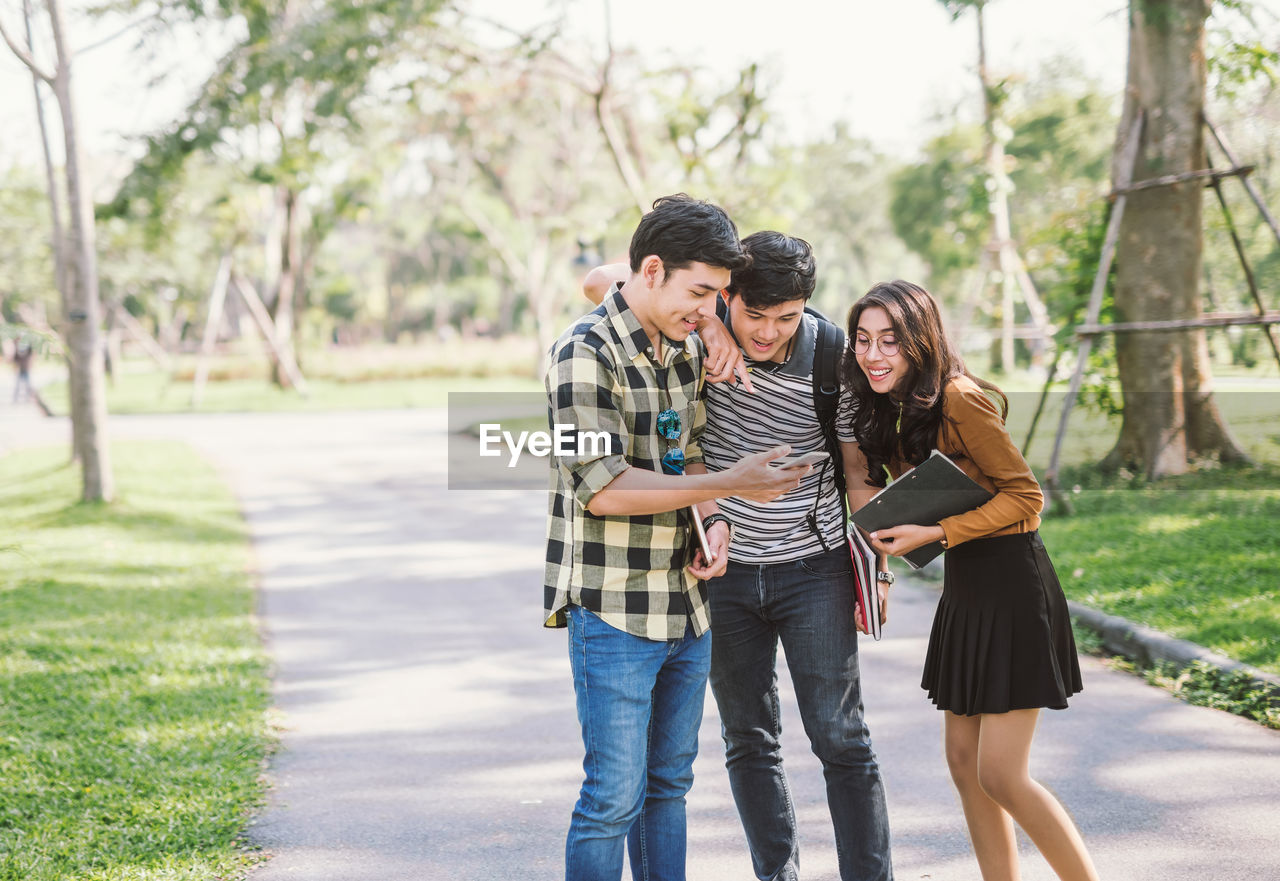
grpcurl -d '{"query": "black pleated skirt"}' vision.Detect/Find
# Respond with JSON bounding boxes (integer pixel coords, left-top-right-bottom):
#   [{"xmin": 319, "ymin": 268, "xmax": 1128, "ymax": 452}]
[{"xmin": 921, "ymin": 531, "xmax": 1082, "ymax": 716}]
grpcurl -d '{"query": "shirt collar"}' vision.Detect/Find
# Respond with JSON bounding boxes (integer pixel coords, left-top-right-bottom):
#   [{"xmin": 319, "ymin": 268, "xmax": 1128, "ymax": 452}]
[{"xmin": 604, "ymin": 283, "xmax": 698, "ymax": 367}]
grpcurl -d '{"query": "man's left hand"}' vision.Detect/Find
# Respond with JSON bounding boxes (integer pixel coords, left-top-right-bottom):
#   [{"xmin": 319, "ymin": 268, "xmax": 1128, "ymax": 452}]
[{"xmin": 687, "ymin": 522, "xmax": 731, "ymax": 580}]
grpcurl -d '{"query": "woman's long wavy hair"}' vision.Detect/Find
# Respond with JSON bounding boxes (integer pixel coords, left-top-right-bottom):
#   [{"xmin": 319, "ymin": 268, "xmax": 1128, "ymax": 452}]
[{"xmin": 840, "ymin": 280, "xmax": 1007, "ymax": 488}]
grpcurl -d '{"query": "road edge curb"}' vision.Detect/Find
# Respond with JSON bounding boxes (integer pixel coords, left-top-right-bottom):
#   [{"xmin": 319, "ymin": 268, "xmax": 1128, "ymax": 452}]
[{"xmin": 1067, "ymin": 600, "xmax": 1280, "ymax": 705}]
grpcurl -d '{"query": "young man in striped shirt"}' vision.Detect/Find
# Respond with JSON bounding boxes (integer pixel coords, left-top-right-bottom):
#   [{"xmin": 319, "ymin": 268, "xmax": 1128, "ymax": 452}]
[
  {"xmin": 546, "ymin": 196, "xmax": 808, "ymax": 881},
  {"xmin": 585, "ymin": 232, "xmax": 894, "ymax": 881}
]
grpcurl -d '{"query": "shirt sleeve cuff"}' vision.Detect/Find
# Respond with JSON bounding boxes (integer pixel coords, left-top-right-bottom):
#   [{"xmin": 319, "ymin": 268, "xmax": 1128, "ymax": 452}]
[
  {"xmin": 684, "ymin": 441, "xmax": 705, "ymax": 468},
  {"xmin": 570, "ymin": 454, "xmax": 630, "ymax": 509},
  {"xmin": 938, "ymin": 518, "xmax": 964, "ymax": 550}
]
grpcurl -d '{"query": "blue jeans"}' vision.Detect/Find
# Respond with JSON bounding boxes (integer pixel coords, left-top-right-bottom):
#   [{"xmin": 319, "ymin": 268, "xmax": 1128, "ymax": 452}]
[
  {"xmin": 564, "ymin": 605, "xmax": 712, "ymax": 881},
  {"xmin": 708, "ymin": 547, "xmax": 893, "ymax": 881}
]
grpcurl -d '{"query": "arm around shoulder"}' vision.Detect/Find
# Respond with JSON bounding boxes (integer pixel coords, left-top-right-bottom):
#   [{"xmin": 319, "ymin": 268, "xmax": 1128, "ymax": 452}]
[{"xmin": 582, "ymin": 263, "xmax": 630, "ymax": 306}]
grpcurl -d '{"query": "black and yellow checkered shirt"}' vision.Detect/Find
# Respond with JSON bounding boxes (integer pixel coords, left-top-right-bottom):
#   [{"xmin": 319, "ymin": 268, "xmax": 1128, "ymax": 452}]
[{"xmin": 543, "ymin": 287, "xmax": 709, "ymax": 640}]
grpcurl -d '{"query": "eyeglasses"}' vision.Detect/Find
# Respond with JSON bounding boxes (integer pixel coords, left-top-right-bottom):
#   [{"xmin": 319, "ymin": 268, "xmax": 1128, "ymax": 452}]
[
  {"xmin": 656, "ymin": 369, "xmax": 685, "ymax": 475},
  {"xmin": 853, "ymin": 334, "xmax": 900, "ymax": 357}
]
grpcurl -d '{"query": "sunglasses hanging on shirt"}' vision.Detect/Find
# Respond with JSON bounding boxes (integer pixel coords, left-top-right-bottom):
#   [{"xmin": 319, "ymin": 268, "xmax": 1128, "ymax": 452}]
[{"xmin": 656, "ymin": 368, "xmax": 685, "ymax": 475}]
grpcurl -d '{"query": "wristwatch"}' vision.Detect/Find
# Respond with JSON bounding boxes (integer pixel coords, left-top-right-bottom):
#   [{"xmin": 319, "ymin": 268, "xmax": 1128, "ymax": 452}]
[{"xmin": 876, "ymin": 570, "xmax": 895, "ymax": 585}]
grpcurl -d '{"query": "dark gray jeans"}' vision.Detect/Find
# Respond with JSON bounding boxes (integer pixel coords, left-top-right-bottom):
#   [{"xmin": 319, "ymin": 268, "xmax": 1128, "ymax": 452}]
[{"xmin": 707, "ymin": 546, "xmax": 893, "ymax": 881}]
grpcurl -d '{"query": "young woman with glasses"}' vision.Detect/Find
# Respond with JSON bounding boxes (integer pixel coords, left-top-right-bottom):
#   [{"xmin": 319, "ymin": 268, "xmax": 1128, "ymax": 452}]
[{"xmin": 838, "ymin": 280, "xmax": 1099, "ymax": 881}]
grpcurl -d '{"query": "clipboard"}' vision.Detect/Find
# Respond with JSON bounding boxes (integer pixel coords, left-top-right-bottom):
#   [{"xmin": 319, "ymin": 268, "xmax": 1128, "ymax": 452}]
[{"xmin": 849, "ymin": 450, "xmax": 993, "ymax": 569}]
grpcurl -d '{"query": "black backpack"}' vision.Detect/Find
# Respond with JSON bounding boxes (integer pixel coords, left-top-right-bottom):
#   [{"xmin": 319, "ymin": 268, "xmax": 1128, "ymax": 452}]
[{"xmin": 808, "ymin": 305, "xmax": 847, "ymax": 501}]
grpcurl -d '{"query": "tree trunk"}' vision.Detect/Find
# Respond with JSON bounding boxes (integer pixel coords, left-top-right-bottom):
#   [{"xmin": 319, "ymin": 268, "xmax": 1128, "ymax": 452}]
[
  {"xmin": 25, "ymin": 0, "xmax": 65, "ymax": 304},
  {"xmin": 268, "ymin": 185, "xmax": 302, "ymax": 388},
  {"xmin": 975, "ymin": 2, "xmax": 1011, "ymax": 373},
  {"xmin": 24, "ymin": 0, "xmax": 76, "ymax": 458},
  {"xmin": 384, "ymin": 273, "xmax": 405, "ymax": 343},
  {"xmin": 48, "ymin": 0, "xmax": 113, "ymax": 501},
  {"xmin": 1104, "ymin": 0, "xmax": 1247, "ymax": 478}
]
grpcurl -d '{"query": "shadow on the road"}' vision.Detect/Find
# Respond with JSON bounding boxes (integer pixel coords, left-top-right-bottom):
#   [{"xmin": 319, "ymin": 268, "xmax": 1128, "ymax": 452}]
[{"xmin": 226, "ymin": 418, "xmax": 1280, "ymax": 881}]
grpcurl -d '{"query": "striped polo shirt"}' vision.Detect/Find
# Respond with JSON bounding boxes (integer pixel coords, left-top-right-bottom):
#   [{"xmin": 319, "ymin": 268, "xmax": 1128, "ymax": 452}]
[{"xmin": 701, "ymin": 312, "xmax": 850, "ymax": 563}]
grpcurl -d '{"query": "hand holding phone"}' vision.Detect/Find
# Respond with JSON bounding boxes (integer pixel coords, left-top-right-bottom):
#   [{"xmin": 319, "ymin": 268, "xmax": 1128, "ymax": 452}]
[{"xmin": 690, "ymin": 502, "xmax": 714, "ymax": 565}]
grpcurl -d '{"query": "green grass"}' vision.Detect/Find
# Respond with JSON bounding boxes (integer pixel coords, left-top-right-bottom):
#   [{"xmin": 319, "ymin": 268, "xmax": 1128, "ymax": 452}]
[
  {"xmin": 41, "ymin": 371, "xmax": 541, "ymax": 415},
  {"xmin": 1020, "ymin": 378, "xmax": 1280, "ymax": 677},
  {"xmin": 0, "ymin": 443, "xmax": 272, "ymax": 880},
  {"xmin": 1040, "ymin": 464, "xmax": 1280, "ymax": 675},
  {"xmin": 1139, "ymin": 660, "xmax": 1280, "ymax": 728}
]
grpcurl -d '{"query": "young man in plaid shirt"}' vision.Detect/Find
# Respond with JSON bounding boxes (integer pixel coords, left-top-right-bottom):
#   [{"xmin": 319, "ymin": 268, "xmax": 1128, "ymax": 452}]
[{"xmin": 545, "ymin": 195, "xmax": 808, "ymax": 881}]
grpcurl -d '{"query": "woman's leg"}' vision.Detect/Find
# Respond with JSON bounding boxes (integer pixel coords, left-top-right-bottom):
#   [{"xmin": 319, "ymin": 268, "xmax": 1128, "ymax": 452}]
[
  {"xmin": 943, "ymin": 711, "xmax": 1020, "ymax": 881},
  {"xmin": 975, "ymin": 709, "xmax": 1099, "ymax": 881}
]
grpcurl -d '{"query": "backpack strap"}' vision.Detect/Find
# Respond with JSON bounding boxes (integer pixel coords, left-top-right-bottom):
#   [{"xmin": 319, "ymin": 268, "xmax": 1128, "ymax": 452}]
[
  {"xmin": 809, "ymin": 305, "xmax": 843, "ymax": 398},
  {"xmin": 807, "ymin": 306, "xmax": 847, "ymax": 497},
  {"xmin": 800, "ymin": 307, "xmax": 849, "ymax": 548}
]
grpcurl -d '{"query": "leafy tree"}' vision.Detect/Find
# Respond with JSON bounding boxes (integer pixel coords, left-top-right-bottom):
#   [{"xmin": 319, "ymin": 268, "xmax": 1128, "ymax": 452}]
[
  {"xmin": 889, "ymin": 124, "xmax": 989, "ymax": 289},
  {"xmin": 1200, "ymin": 1, "xmax": 1280, "ymax": 369},
  {"xmin": 1206, "ymin": 0, "xmax": 1279, "ymax": 99},
  {"xmin": 0, "ymin": 166, "xmax": 57, "ymax": 325},
  {"xmin": 1, "ymin": 0, "xmax": 114, "ymax": 500},
  {"xmin": 889, "ymin": 64, "xmax": 1119, "ymax": 371},
  {"xmin": 776, "ymin": 125, "xmax": 923, "ymax": 317},
  {"xmin": 415, "ymin": 36, "xmax": 633, "ymax": 362},
  {"xmin": 95, "ymin": 152, "xmax": 257, "ymax": 352},
  {"xmin": 103, "ymin": 0, "xmax": 451, "ymax": 385}
]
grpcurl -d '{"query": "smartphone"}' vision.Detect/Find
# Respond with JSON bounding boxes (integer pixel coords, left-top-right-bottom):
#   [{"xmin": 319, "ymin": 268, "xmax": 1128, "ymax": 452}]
[
  {"xmin": 689, "ymin": 503, "xmax": 714, "ymax": 565},
  {"xmin": 770, "ymin": 450, "xmax": 831, "ymax": 469}
]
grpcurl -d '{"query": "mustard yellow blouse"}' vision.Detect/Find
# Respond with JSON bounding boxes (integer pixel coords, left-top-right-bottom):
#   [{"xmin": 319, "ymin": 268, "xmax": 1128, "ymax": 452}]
[{"xmin": 888, "ymin": 375, "xmax": 1043, "ymax": 548}]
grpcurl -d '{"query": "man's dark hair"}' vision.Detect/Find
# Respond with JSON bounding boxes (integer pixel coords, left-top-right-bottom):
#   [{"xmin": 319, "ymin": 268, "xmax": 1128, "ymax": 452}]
[
  {"xmin": 726, "ymin": 230, "xmax": 816, "ymax": 309},
  {"xmin": 628, "ymin": 194, "xmax": 749, "ymax": 279}
]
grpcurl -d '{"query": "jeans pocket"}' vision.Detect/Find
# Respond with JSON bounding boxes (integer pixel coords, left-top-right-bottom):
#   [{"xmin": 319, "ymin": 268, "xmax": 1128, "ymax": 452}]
[{"xmin": 798, "ymin": 550, "xmax": 852, "ymax": 579}]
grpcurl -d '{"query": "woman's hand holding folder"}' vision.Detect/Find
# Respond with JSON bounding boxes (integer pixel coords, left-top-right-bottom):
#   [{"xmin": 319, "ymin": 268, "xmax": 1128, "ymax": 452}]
[{"xmin": 868, "ymin": 524, "xmax": 947, "ymax": 559}]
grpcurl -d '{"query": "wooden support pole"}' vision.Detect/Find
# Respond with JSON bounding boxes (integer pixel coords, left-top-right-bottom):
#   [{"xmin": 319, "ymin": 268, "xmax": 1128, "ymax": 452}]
[
  {"xmin": 1010, "ymin": 251, "xmax": 1053, "ymax": 342},
  {"xmin": 231, "ymin": 275, "xmax": 309, "ymax": 396},
  {"xmin": 1010, "ymin": 325, "xmax": 1053, "ymax": 339},
  {"xmin": 1110, "ymin": 164, "xmax": 1253, "ymax": 197},
  {"xmin": 998, "ymin": 242, "xmax": 1017, "ymax": 371},
  {"xmin": 1077, "ymin": 311, "xmax": 1280, "ymax": 335},
  {"xmin": 1022, "ymin": 354, "xmax": 1059, "ymax": 457},
  {"xmin": 1205, "ymin": 152, "xmax": 1280, "ymax": 374},
  {"xmin": 1046, "ymin": 111, "xmax": 1145, "ymax": 499},
  {"xmin": 191, "ymin": 256, "xmax": 231, "ymax": 409},
  {"xmin": 1205, "ymin": 116, "xmax": 1280, "ymax": 251},
  {"xmin": 952, "ymin": 260, "xmax": 989, "ymax": 341},
  {"xmin": 114, "ymin": 306, "xmax": 173, "ymax": 372}
]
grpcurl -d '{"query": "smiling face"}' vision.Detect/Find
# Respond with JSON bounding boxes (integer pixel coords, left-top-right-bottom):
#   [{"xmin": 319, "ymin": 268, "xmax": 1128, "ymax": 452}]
[
  {"xmin": 644, "ymin": 260, "xmax": 731, "ymax": 343},
  {"xmin": 854, "ymin": 305, "xmax": 908, "ymax": 395},
  {"xmin": 727, "ymin": 295, "xmax": 806, "ymax": 363}
]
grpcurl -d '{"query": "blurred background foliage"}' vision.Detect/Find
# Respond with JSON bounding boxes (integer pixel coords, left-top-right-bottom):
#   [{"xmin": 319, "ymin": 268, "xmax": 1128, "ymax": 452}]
[{"xmin": 0, "ymin": 0, "xmax": 1277, "ymax": 390}]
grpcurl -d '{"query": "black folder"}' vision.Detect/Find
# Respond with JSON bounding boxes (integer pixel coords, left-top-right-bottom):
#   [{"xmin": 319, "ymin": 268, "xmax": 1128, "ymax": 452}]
[{"xmin": 849, "ymin": 450, "xmax": 993, "ymax": 569}]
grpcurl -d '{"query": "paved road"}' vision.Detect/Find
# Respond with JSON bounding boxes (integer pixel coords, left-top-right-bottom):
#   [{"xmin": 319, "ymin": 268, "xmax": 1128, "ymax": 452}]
[{"xmin": 4, "ymin": 403, "xmax": 1279, "ymax": 880}]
